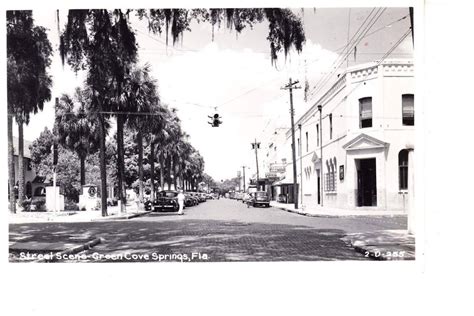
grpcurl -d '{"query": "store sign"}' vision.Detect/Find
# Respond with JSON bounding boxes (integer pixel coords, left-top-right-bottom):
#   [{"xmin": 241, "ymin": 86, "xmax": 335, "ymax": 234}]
[
  {"xmin": 265, "ymin": 172, "xmax": 279, "ymax": 179},
  {"xmin": 339, "ymin": 165, "xmax": 344, "ymax": 180},
  {"xmin": 269, "ymin": 163, "xmax": 286, "ymax": 173}
]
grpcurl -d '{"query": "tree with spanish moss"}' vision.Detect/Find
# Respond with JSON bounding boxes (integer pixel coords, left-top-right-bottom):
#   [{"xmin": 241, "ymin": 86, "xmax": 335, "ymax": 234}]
[
  {"xmin": 7, "ymin": 10, "xmax": 53, "ymax": 213},
  {"xmin": 59, "ymin": 8, "xmax": 305, "ymax": 215}
]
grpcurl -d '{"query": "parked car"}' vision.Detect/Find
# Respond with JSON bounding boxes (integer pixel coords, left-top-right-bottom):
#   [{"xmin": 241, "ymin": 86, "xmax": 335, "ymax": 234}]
[
  {"xmin": 153, "ymin": 190, "xmax": 179, "ymax": 212},
  {"xmin": 144, "ymin": 198, "xmax": 153, "ymax": 211},
  {"xmin": 277, "ymin": 194, "xmax": 288, "ymax": 203},
  {"xmin": 242, "ymin": 193, "xmax": 252, "ymax": 204},
  {"xmin": 235, "ymin": 192, "xmax": 243, "ymax": 201},
  {"xmin": 184, "ymin": 194, "xmax": 196, "ymax": 207},
  {"xmin": 197, "ymin": 193, "xmax": 207, "ymax": 202},
  {"xmin": 247, "ymin": 191, "xmax": 271, "ymax": 208}
]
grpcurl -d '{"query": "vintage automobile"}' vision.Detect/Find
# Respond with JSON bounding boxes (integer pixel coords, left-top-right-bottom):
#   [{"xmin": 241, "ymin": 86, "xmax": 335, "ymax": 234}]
[
  {"xmin": 153, "ymin": 190, "xmax": 179, "ymax": 212},
  {"xmin": 242, "ymin": 193, "xmax": 252, "ymax": 204},
  {"xmin": 235, "ymin": 192, "xmax": 243, "ymax": 201},
  {"xmin": 247, "ymin": 191, "xmax": 271, "ymax": 208},
  {"xmin": 277, "ymin": 194, "xmax": 288, "ymax": 203},
  {"xmin": 186, "ymin": 192, "xmax": 201, "ymax": 205},
  {"xmin": 184, "ymin": 193, "xmax": 197, "ymax": 207},
  {"xmin": 144, "ymin": 198, "xmax": 153, "ymax": 211},
  {"xmin": 197, "ymin": 193, "xmax": 207, "ymax": 203}
]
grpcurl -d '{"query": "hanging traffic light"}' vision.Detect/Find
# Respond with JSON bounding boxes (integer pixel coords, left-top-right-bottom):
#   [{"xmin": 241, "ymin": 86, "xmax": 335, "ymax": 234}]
[{"xmin": 208, "ymin": 113, "xmax": 222, "ymax": 127}]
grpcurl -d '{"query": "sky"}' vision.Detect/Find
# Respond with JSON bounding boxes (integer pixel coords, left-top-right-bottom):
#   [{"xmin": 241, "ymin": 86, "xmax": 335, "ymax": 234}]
[{"xmin": 12, "ymin": 7, "xmax": 413, "ymax": 182}]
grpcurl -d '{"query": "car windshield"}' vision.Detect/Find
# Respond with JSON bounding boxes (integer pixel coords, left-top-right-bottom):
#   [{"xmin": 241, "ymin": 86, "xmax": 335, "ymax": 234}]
[
  {"xmin": 256, "ymin": 192, "xmax": 267, "ymax": 197},
  {"xmin": 159, "ymin": 191, "xmax": 177, "ymax": 198}
]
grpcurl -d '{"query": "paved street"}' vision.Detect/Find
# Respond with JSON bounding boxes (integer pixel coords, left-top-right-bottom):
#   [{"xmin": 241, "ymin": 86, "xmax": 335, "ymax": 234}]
[{"xmin": 9, "ymin": 199, "xmax": 407, "ymax": 262}]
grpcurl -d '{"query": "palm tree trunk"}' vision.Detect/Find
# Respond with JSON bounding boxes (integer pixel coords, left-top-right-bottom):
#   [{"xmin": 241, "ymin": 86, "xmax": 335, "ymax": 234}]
[
  {"xmin": 18, "ymin": 121, "xmax": 25, "ymax": 209},
  {"xmin": 150, "ymin": 141, "xmax": 155, "ymax": 200},
  {"xmin": 137, "ymin": 130, "xmax": 144, "ymax": 202},
  {"xmin": 117, "ymin": 114, "xmax": 125, "ymax": 212},
  {"xmin": 99, "ymin": 112, "xmax": 108, "ymax": 217},
  {"xmin": 159, "ymin": 154, "xmax": 164, "ymax": 191},
  {"xmin": 167, "ymin": 156, "xmax": 172, "ymax": 190},
  {"xmin": 80, "ymin": 154, "xmax": 86, "ymax": 186},
  {"xmin": 172, "ymin": 158, "xmax": 177, "ymax": 190},
  {"xmin": 8, "ymin": 114, "xmax": 16, "ymax": 213}
]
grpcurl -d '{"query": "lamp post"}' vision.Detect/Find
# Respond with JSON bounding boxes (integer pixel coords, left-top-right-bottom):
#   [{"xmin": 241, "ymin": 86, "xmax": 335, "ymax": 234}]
[
  {"xmin": 318, "ymin": 105, "xmax": 324, "ymax": 207},
  {"xmin": 251, "ymin": 140, "xmax": 260, "ymax": 190}
]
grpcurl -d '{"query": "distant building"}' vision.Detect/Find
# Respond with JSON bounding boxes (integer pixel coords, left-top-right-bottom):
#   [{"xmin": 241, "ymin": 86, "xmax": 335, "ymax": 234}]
[
  {"xmin": 264, "ymin": 59, "xmax": 414, "ymax": 213},
  {"xmin": 9, "ymin": 137, "xmax": 43, "ymax": 199}
]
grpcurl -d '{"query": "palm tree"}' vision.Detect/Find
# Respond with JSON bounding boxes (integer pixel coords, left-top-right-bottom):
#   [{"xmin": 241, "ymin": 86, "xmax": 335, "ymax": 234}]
[
  {"xmin": 7, "ymin": 11, "xmax": 53, "ymax": 212},
  {"xmin": 55, "ymin": 87, "xmax": 101, "ymax": 187},
  {"xmin": 161, "ymin": 108, "xmax": 182, "ymax": 190},
  {"xmin": 148, "ymin": 105, "xmax": 173, "ymax": 199},
  {"xmin": 59, "ymin": 8, "xmax": 305, "ymax": 214},
  {"xmin": 60, "ymin": 9, "xmax": 137, "ymax": 216},
  {"xmin": 123, "ymin": 64, "xmax": 161, "ymax": 203}
]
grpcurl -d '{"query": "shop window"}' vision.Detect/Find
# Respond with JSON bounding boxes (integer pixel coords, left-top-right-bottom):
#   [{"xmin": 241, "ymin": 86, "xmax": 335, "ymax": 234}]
[
  {"xmin": 399, "ymin": 150, "xmax": 409, "ymax": 190},
  {"xmin": 325, "ymin": 159, "xmax": 337, "ymax": 192},
  {"xmin": 402, "ymin": 94, "xmax": 414, "ymax": 126},
  {"xmin": 359, "ymin": 97, "xmax": 373, "ymax": 128}
]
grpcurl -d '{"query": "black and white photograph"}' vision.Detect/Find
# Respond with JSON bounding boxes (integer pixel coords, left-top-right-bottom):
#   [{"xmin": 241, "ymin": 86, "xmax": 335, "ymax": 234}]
[
  {"xmin": 4, "ymin": 0, "xmax": 474, "ymax": 314},
  {"xmin": 6, "ymin": 6, "xmax": 416, "ymax": 263}
]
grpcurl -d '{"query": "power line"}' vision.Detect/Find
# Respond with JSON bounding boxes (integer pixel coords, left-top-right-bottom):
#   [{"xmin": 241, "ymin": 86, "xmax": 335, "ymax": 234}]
[
  {"xmin": 296, "ymin": 28, "xmax": 412, "ymax": 132},
  {"xmin": 305, "ymin": 8, "xmax": 378, "ymax": 97},
  {"xmin": 307, "ymin": 8, "xmax": 387, "ymax": 100}
]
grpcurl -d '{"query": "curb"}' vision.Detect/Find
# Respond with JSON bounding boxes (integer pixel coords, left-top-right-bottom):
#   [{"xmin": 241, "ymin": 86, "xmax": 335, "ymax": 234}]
[
  {"xmin": 36, "ymin": 237, "xmax": 103, "ymax": 263},
  {"xmin": 274, "ymin": 206, "xmax": 406, "ymax": 219},
  {"xmin": 93, "ymin": 211, "xmax": 152, "ymax": 221},
  {"xmin": 276, "ymin": 207, "xmax": 340, "ymax": 218}
]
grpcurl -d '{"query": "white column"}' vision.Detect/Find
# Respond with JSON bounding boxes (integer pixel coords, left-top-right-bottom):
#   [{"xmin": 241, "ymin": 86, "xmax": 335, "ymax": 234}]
[{"xmin": 407, "ymin": 148, "xmax": 415, "ymax": 234}]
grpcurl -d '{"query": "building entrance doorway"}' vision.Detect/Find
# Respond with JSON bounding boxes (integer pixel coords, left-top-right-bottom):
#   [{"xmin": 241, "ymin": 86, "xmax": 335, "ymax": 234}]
[{"xmin": 356, "ymin": 158, "xmax": 377, "ymax": 207}]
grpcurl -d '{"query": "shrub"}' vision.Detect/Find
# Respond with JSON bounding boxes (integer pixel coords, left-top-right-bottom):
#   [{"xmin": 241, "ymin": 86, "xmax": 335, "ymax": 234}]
[
  {"xmin": 21, "ymin": 200, "xmax": 31, "ymax": 212},
  {"xmin": 64, "ymin": 199, "xmax": 79, "ymax": 211},
  {"xmin": 31, "ymin": 199, "xmax": 46, "ymax": 212}
]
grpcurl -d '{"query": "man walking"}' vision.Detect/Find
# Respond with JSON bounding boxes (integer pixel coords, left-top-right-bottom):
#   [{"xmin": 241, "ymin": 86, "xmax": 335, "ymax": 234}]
[{"xmin": 177, "ymin": 189, "xmax": 185, "ymax": 215}]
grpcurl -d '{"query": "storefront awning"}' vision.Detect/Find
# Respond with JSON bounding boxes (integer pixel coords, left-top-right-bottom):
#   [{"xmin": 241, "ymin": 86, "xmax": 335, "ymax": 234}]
[{"xmin": 272, "ymin": 173, "xmax": 295, "ymax": 186}]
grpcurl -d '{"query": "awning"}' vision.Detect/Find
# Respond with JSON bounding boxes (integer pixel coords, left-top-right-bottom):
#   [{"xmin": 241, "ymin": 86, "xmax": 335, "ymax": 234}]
[{"xmin": 272, "ymin": 173, "xmax": 295, "ymax": 186}]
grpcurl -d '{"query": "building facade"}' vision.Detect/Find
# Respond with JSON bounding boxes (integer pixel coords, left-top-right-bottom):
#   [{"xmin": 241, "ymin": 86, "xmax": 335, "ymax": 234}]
[
  {"xmin": 10, "ymin": 137, "xmax": 40, "ymax": 199},
  {"xmin": 270, "ymin": 60, "xmax": 414, "ymax": 212}
]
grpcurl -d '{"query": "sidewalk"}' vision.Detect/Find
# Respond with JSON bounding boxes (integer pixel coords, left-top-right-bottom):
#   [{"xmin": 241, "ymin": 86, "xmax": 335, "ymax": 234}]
[
  {"xmin": 9, "ymin": 204, "xmax": 151, "ymax": 224},
  {"xmin": 270, "ymin": 201, "xmax": 407, "ymax": 217},
  {"xmin": 341, "ymin": 230, "xmax": 415, "ymax": 260}
]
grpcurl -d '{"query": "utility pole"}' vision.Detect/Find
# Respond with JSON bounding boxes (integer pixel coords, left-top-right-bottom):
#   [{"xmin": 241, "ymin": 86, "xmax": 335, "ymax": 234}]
[
  {"xmin": 53, "ymin": 97, "xmax": 58, "ymax": 212},
  {"xmin": 281, "ymin": 78, "xmax": 301, "ymax": 209},
  {"xmin": 318, "ymin": 105, "xmax": 324, "ymax": 207},
  {"xmin": 237, "ymin": 171, "xmax": 241, "ymax": 192},
  {"xmin": 241, "ymin": 166, "xmax": 247, "ymax": 192},
  {"xmin": 298, "ymin": 124, "xmax": 303, "ymax": 207},
  {"xmin": 251, "ymin": 139, "xmax": 260, "ymax": 190}
]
